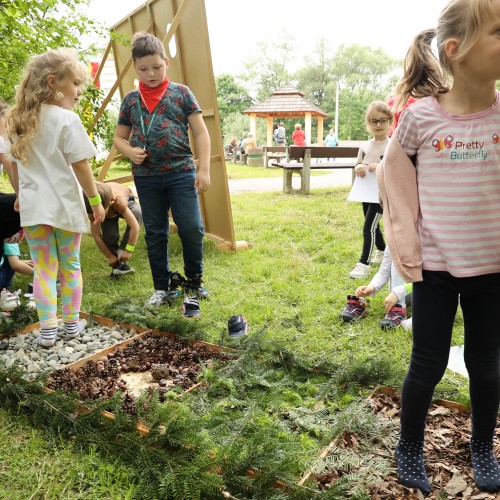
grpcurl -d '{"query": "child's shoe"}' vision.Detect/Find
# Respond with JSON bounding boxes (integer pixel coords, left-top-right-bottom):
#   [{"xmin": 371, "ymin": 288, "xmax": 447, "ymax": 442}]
[
  {"xmin": 111, "ymin": 262, "xmax": 135, "ymax": 276},
  {"xmin": 380, "ymin": 305, "xmax": 407, "ymax": 330},
  {"xmin": 340, "ymin": 295, "xmax": 367, "ymax": 322},
  {"xmin": 184, "ymin": 274, "xmax": 209, "ymax": 300},
  {"xmin": 145, "ymin": 290, "xmax": 168, "ymax": 308},
  {"xmin": 181, "ymin": 296, "xmax": 201, "ymax": 319},
  {"xmin": 401, "ymin": 317, "xmax": 413, "ymax": 331},
  {"xmin": 0, "ymin": 289, "xmax": 20, "ymax": 312},
  {"xmin": 349, "ymin": 262, "xmax": 371, "ymax": 279},
  {"xmin": 166, "ymin": 271, "xmax": 185, "ymax": 303},
  {"xmin": 370, "ymin": 249, "xmax": 385, "ymax": 264},
  {"xmin": 228, "ymin": 315, "xmax": 248, "ymax": 338}
]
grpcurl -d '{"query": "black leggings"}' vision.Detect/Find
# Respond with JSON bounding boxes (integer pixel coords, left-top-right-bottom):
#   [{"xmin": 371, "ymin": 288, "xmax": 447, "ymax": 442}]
[
  {"xmin": 360, "ymin": 202, "xmax": 385, "ymax": 264},
  {"xmin": 401, "ymin": 270, "xmax": 500, "ymax": 442}
]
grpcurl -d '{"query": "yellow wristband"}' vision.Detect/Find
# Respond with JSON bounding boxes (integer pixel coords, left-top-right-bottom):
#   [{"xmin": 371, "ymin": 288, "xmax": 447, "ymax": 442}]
[
  {"xmin": 125, "ymin": 244, "xmax": 135, "ymax": 252},
  {"xmin": 88, "ymin": 194, "xmax": 102, "ymax": 206}
]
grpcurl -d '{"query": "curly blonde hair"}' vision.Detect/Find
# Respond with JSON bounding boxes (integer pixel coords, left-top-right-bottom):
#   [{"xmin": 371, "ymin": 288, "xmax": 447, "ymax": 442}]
[{"xmin": 6, "ymin": 48, "xmax": 89, "ymax": 164}]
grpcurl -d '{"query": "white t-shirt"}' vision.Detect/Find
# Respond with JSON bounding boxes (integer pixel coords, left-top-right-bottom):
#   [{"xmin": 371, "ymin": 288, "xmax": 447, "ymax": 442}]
[
  {"xmin": 13, "ymin": 104, "xmax": 98, "ymax": 233},
  {"xmin": 0, "ymin": 136, "xmax": 8, "ymax": 154}
]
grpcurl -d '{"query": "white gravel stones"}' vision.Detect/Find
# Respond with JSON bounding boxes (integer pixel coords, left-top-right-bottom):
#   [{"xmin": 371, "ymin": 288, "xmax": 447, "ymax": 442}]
[{"xmin": 0, "ymin": 320, "xmax": 139, "ymax": 379}]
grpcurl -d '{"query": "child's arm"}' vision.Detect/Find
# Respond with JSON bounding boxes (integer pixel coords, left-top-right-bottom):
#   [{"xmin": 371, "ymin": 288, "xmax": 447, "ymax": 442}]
[
  {"xmin": 114, "ymin": 125, "xmax": 148, "ymax": 165},
  {"xmin": 355, "ymin": 284, "xmax": 376, "ymax": 297},
  {"xmin": 358, "ymin": 249, "xmax": 392, "ymax": 298},
  {"xmin": 383, "ymin": 283, "xmax": 411, "ymax": 313},
  {"xmin": 115, "ymin": 203, "xmax": 140, "ymax": 262},
  {"xmin": 354, "ymin": 148, "xmax": 367, "ymax": 178},
  {"xmin": 71, "ymin": 159, "xmax": 105, "ymax": 225},
  {"xmin": 10, "ymin": 161, "xmax": 19, "ymax": 211},
  {"xmin": 0, "ymin": 152, "xmax": 13, "ymax": 186},
  {"xmin": 89, "ymin": 223, "xmax": 119, "ymax": 267},
  {"xmin": 188, "ymin": 112, "xmax": 211, "ymax": 192},
  {"xmin": 6, "ymin": 254, "xmax": 34, "ymax": 276}
]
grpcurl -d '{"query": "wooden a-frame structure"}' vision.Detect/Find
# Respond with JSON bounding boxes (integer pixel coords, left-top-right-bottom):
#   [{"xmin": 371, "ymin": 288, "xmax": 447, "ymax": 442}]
[{"xmin": 91, "ymin": 0, "xmax": 247, "ymax": 250}]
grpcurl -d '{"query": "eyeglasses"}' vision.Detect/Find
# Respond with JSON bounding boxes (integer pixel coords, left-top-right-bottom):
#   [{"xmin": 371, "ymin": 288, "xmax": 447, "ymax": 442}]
[{"xmin": 369, "ymin": 118, "xmax": 390, "ymax": 126}]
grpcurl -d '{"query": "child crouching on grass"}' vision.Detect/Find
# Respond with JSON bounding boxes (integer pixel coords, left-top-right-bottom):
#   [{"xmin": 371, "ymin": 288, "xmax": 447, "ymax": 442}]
[
  {"xmin": 341, "ymin": 245, "xmax": 412, "ymax": 330},
  {"xmin": 84, "ymin": 181, "xmax": 141, "ymax": 278}
]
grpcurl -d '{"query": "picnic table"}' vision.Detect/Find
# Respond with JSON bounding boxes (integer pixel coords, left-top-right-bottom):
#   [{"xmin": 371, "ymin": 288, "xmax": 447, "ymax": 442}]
[{"xmin": 272, "ymin": 146, "xmax": 358, "ymax": 194}]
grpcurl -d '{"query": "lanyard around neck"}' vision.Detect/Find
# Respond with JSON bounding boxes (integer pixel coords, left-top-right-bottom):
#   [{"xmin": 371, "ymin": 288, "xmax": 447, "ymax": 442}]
[{"xmin": 136, "ymin": 94, "xmax": 161, "ymax": 150}]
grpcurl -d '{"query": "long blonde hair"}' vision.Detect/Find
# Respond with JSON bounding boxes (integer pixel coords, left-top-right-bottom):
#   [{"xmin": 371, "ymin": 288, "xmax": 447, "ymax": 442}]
[
  {"xmin": 394, "ymin": 0, "xmax": 496, "ymax": 112},
  {"xmin": 7, "ymin": 48, "xmax": 89, "ymax": 164}
]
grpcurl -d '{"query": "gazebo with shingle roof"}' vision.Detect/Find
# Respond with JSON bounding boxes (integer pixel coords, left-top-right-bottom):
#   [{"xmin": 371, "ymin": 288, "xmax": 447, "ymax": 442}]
[{"xmin": 243, "ymin": 85, "xmax": 329, "ymax": 146}]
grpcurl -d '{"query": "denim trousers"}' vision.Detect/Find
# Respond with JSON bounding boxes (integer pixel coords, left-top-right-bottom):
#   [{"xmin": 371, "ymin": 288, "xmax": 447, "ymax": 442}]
[
  {"xmin": 0, "ymin": 258, "xmax": 14, "ymax": 290},
  {"xmin": 134, "ymin": 171, "xmax": 204, "ymax": 291}
]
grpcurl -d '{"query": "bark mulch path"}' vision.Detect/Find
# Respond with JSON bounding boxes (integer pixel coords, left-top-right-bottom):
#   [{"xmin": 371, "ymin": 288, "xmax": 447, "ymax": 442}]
[{"xmin": 314, "ymin": 388, "xmax": 500, "ymax": 499}]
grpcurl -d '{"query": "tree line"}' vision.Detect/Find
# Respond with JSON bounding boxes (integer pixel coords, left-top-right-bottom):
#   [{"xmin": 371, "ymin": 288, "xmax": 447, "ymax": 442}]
[
  {"xmin": 0, "ymin": 1, "xmax": 401, "ymax": 151},
  {"xmin": 216, "ymin": 33, "xmax": 402, "ymax": 146}
]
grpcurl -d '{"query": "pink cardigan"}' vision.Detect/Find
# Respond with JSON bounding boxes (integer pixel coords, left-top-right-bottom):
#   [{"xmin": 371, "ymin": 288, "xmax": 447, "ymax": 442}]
[{"xmin": 376, "ymin": 137, "xmax": 423, "ymax": 283}]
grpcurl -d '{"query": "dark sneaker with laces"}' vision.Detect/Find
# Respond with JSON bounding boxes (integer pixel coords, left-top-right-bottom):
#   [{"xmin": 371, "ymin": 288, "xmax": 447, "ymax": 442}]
[
  {"xmin": 340, "ymin": 295, "xmax": 367, "ymax": 322},
  {"xmin": 165, "ymin": 271, "xmax": 185, "ymax": 303},
  {"xmin": 181, "ymin": 296, "xmax": 201, "ymax": 319},
  {"xmin": 380, "ymin": 305, "xmax": 407, "ymax": 330},
  {"xmin": 184, "ymin": 275, "xmax": 209, "ymax": 300},
  {"xmin": 228, "ymin": 315, "xmax": 248, "ymax": 338},
  {"xmin": 111, "ymin": 262, "xmax": 135, "ymax": 276}
]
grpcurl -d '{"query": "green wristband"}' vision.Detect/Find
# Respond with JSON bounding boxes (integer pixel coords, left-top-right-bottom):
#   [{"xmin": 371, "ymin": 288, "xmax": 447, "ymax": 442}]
[
  {"xmin": 88, "ymin": 194, "xmax": 102, "ymax": 206},
  {"xmin": 125, "ymin": 243, "xmax": 135, "ymax": 252}
]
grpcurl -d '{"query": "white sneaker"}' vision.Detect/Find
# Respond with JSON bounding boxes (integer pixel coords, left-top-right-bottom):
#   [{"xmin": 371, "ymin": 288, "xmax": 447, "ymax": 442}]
[
  {"xmin": 349, "ymin": 263, "xmax": 371, "ymax": 279},
  {"xmin": 0, "ymin": 289, "xmax": 21, "ymax": 312},
  {"xmin": 371, "ymin": 250, "xmax": 385, "ymax": 264},
  {"xmin": 145, "ymin": 290, "xmax": 168, "ymax": 307},
  {"xmin": 401, "ymin": 317, "xmax": 413, "ymax": 331}
]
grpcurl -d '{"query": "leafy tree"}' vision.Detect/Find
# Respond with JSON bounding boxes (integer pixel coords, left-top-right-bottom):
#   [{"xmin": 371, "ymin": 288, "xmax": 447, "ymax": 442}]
[
  {"xmin": 215, "ymin": 74, "xmax": 253, "ymax": 127},
  {"xmin": 0, "ymin": 0, "xmax": 103, "ymax": 101},
  {"xmin": 329, "ymin": 44, "xmax": 400, "ymax": 139},
  {"xmin": 240, "ymin": 32, "xmax": 295, "ymax": 101}
]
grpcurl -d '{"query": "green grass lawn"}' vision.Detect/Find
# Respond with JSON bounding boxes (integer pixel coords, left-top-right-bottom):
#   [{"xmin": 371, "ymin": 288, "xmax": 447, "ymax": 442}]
[{"xmin": 0, "ymin": 168, "xmax": 469, "ymax": 498}]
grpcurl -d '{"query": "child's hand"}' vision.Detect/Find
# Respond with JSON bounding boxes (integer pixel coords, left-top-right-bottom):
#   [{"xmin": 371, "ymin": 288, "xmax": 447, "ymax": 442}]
[
  {"xmin": 14, "ymin": 197, "xmax": 19, "ymax": 212},
  {"xmin": 368, "ymin": 162, "xmax": 379, "ymax": 172},
  {"xmin": 108, "ymin": 255, "xmax": 119, "ymax": 267},
  {"xmin": 195, "ymin": 170, "xmax": 211, "ymax": 192},
  {"xmin": 355, "ymin": 164, "xmax": 367, "ymax": 178},
  {"xmin": 130, "ymin": 147, "xmax": 148, "ymax": 165},
  {"xmin": 120, "ymin": 250, "xmax": 132, "ymax": 262},
  {"xmin": 356, "ymin": 284, "xmax": 374, "ymax": 297},
  {"xmin": 91, "ymin": 204, "xmax": 106, "ymax": 225},
  {"xmin": 384, "ymin": 291, "xmax": 399, "ymax": 313}
]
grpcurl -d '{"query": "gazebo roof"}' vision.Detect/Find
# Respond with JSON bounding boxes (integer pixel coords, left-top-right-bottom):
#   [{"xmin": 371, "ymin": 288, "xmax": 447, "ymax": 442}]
[{"xmin": 243, "ymin": 85, "xmax": 329, "ymax": 119}]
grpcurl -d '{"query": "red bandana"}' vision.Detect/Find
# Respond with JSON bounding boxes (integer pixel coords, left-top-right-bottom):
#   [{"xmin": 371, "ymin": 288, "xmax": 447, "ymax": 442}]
[{"xmin": 139, "ymin": 77, "xmax": 169, "ymax": 114}]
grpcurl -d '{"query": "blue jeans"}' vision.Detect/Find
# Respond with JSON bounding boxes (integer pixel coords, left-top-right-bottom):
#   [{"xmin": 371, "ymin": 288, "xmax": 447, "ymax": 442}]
[
  {"xmin": 0, "ymin": 257, "xmax": 15, "ymax": 290},
  {"xmin": 134, "ymin": 171, "xmax": 204, "ymax": 291}
]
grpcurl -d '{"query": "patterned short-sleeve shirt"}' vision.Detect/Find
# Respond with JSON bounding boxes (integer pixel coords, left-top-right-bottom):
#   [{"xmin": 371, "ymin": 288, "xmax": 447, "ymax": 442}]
[{"xmin": 117, "ymin": 82, "xmax": 201, "ymax": 175}]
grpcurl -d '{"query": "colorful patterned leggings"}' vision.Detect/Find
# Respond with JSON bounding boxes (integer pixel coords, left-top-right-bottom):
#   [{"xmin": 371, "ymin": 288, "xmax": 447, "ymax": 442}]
[{"xmin": 24, "ymin": 225, "xmax": 82, "ymax": 329}]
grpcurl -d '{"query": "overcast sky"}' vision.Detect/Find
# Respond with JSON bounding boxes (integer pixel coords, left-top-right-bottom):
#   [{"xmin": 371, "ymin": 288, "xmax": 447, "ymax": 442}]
[{"xmin": 86, "ymin": 0, "xmax": 450, "ymax": 75}]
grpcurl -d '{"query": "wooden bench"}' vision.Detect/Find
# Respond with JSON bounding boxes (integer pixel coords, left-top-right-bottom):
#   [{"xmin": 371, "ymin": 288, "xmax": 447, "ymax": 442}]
[
  {"xmin": 263, "ymin": 146, "xmax": 287, "ymax": 167},
  {"xmin": 272, "ymin": 146, "xmax": 358, "ymax": 195}
]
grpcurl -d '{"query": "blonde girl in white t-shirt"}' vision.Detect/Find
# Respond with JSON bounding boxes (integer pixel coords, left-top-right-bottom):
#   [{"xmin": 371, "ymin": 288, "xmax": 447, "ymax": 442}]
[{"xmin": 6, "ymin": 48, "xmax": 105, "ymax": 347}]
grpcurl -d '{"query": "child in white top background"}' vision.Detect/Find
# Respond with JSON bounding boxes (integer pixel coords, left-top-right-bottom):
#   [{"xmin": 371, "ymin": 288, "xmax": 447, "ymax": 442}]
[
  {"xmin": 7, "ymin": 48, "xmax": 105, "ymax": 347},
  {"xmin": 380, "ymin": 0, "xmax": 500, "ymax": 494},
  {"xmin": 347, "ymin": 101, "xmax": 393, "ymax": 279}
]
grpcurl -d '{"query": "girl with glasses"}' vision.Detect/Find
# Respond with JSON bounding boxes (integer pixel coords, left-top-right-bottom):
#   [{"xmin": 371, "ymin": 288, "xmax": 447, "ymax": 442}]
[{"xmin": 347, "ymin": 100, "xmax": 393, "ymax": 279}]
